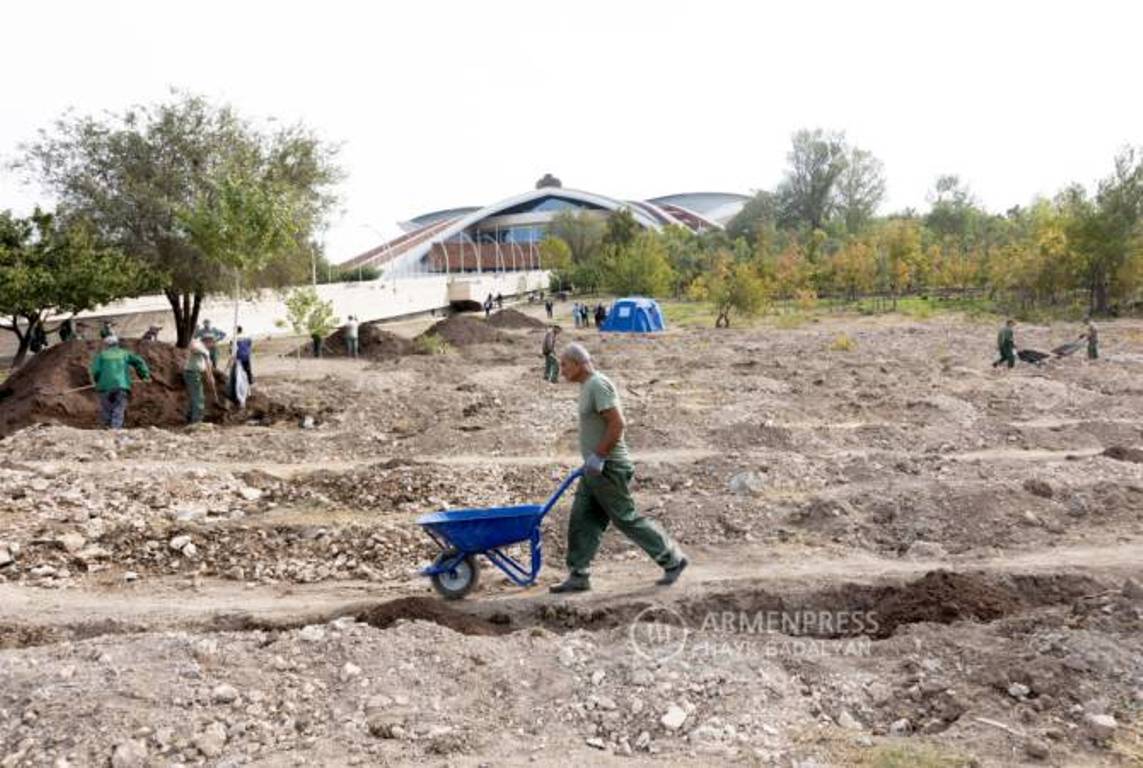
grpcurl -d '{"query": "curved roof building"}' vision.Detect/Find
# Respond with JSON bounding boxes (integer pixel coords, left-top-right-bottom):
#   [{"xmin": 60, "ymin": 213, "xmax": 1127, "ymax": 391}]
[{"xmin": 344, "ymin": 186, "xmax": 748, "ymax": 277}]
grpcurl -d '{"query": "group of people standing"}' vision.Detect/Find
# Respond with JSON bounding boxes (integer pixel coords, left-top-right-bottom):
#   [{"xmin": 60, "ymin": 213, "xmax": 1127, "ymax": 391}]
[{"xmin": 572, "ymin": 302, "xmax": 607, "ymax": 329}]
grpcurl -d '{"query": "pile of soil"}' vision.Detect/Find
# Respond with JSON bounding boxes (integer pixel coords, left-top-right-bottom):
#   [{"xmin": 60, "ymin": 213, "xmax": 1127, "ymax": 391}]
[
  {"xmin": 418, "ymin": 315, "xmax": 507, "ymax": 347},
  {"xmin": 1103, "ymin": 445, "xmax": 1143, "ymax": 464},
  {"xmin": 0, "ymin": 340, "xmax": 290, "ymax": 438},
  {"xmin": 486, "ymin": 308, "xmax": 546, "ymax": 330},
  {"xmin": 317, "ymin": 322, "xmax": 413, "ymax": 360}
]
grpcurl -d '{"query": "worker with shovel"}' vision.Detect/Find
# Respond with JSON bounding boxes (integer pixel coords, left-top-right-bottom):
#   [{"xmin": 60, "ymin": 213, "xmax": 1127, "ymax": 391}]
[
  {"xmin": 550, "ymin": 343, "xmax": 687, "ymax": 593},
  {"xmin": 88, "ymin": 336, "xmax": 151, "ymax": 430},
  {"xmin": 184, "ymin": 337, "xmax": 218, "ymax": 424}
]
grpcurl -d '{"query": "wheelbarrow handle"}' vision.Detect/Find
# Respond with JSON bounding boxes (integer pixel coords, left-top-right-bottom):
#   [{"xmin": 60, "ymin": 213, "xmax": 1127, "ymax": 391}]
[{"xmin": 540, "ymin": 468, "xmax": 584, "ymax": 517}]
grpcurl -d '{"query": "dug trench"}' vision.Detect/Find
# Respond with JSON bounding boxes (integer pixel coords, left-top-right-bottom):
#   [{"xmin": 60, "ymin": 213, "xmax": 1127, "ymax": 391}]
[{"xmin": 0, "ymin": 568, "xmax": 1117, "ymax": 650}]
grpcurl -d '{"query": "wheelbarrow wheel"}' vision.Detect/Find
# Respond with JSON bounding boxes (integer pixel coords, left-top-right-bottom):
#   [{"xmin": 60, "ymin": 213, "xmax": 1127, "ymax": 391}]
[{"xmin": 430, "ymin": 549, "xmax": 479, "ymax": 600}]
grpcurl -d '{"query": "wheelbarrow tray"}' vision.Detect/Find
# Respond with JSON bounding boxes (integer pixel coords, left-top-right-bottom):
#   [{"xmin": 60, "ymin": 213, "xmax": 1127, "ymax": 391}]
[{"xmin": 417, "ymin": 504, "xmax": 543, "ymax": 553}]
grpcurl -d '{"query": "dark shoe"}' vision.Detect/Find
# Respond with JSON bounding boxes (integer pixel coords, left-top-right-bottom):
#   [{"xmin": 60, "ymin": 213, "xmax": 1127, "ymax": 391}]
[
  {"xmin": 656, "ymin": 557, "xmax": 688, "ymax": 586},
  {"xmin": 550, "ymin": 574, "xmax": 591, "ymax": 593}
]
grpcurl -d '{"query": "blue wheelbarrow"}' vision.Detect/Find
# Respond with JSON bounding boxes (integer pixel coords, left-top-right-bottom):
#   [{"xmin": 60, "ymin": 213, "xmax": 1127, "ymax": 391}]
[{"xmin": 416, "ymin": 469, "xmax": 583, "ymax": 599}]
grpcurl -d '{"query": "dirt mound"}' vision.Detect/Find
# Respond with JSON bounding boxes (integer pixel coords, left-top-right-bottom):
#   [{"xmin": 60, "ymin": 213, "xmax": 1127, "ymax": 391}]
[
  {"xmin": 486, "ymin": 308, "xmax": 546, "ymax": 330},
  {"xmin": 0, "ymin": 340, "xmax": 290, "ymax": 437},
  {"xmin": 1103, "ymin": 445, "xmax": 1143, "ymax": 463},
  {"xmin": 355, "ymin": 597, "xmax": 510, "ymax": 636},
  {"xmin": 318, "ymin": 322, "xmax": 413, "ymax": 360},
  {"xmin": 418, "ymin": 315, "xmax": 507, "ymax": 347}
]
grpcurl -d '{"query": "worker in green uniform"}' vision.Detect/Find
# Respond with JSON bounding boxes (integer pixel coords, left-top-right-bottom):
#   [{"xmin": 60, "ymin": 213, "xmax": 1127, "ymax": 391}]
[
  {"xmin": 184, "ymin": 337, "xmax": 216, "ymax": 424},
  {"xmin": 993, "ymin": 319, "xmax": 1016, "ymax": 369},
  {"xmin": 88, "ymin": 336, "xmax": 151, "ymax": 430},
  {"xmin": 550, "ymin": 343, "xmax": 687, "ymax": 593},
  {"xmin": 1081, "ymin": 317, "xmax": 1099, "ymax": 360},
  {"xmin": 541, "ymin": 325, "xmax": 561, "ymax": 383}
]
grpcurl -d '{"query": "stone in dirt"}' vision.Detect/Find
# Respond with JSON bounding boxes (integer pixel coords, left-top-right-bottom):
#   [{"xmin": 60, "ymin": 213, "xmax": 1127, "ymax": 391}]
[
  {"xmin": 1083, "ymin": 713, "xmax": 1117, "ymax": 741},
  {"xmin": 1008, "ymin": 683, "xmax": 1031, "ymax": 699},
  {"xmin": 836, "ymin": 710, "xmax": 863, "ymax": 730},
  {"xmin": 905, "ymin": 540, "xmax": 948, "ymax": 559},
  {"xmin": 194, "ymin": 721, "xmax": 228, "ymax": 757},
  {"xmin": 1122, "ymin": 578, "xmax": 1143, "ymax": 600},
  {"xmin": 661, "ymin": 705, "xmax": 688, "ymax": 731},
  {"xmin": 889, "ymin": 718, "xmax": 911, "ymax": 736},
  {"xmin": 211, "ymin": 683, "xmax": 239, "ymax": 704},
  {"xmin": 168, "ymin": 535, "xmax": 191, "ymax": 552},
  {"xmin": 110, "ymin": 739, "xmax": 148, "ymax": 768},
  {"xmin": 1024, "ymin": 738, "xmax": 1051, "ymax": 760},
  {"xmin": 728, "ymin": 471, "xmax": 767, "ymax": 495},
  {"xmin": 0, "ymin": 544, "xmax": 12, "ymax": 568},
  {"xmin": 1022, "ymin": 479, "xmax": 1054, "ymax": 498},
  {"xmin": 57, "ymin": 533, "xmax": 85, "ymax": 553}
]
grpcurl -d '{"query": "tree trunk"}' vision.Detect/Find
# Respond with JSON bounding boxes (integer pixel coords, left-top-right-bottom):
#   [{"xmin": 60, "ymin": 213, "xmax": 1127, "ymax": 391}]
[
  {"xmin": 9, "ymin": 315, "xmax": 33, "ymax": 367},
  {"xmin": 1091, "ymin": 280, "xmax": 1109, "ymax": 316},
  {"xmin": 167, "ymin": 289, "xmax": 205, "ymax": 347}
]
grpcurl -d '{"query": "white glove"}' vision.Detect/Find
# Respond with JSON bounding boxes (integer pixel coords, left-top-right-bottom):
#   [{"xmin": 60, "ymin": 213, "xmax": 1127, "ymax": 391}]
[{"xmin": 584, "ymin": 453, "xmax": 606, "ymax": 476}]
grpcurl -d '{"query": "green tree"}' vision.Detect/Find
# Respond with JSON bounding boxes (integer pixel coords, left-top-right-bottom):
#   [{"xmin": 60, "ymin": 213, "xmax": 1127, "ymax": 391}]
[
  {"xmin": 19, "ymin": 93, "xmax": 341, "ymax": 346},
  {"xmin": 726, "ymin": 191, "xmax": 779, "ymax": 244},
  {"xmin": 1068, "ymin": 147, "xmax": 1143, "ymax": 314},
  {"xmin": 835, "ymin": 147, "xmax": 886, "ymax": 233},
  {"xmin": 688, "ymin": 251, "xmax": 769, "ymax": 327},
  {"xmin": 601, "ymin": 232, "xmax": 674, "ymax": 297},
  {"xmin": 0, "ymin": 208, "xmax": 148, "ymax": 364},
  {"xmin": 602, "ymin": 208, "xmax": 639, "ymax": 249},
  {"xmin": 282, "ymin": 286, "xmax": 337, "ymax": 359},
  {"xmin": 777, "ymin": 129, "xmax": 849, "ymax": 230},
  {"xmin": 547, "ymin": 210, "xmax": 605, "ymax": 264}
]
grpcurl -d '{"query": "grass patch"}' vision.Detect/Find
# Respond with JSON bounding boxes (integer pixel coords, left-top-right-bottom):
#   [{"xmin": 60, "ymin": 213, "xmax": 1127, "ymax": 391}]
[
  {"xmin": 856, "ymin": 743, "xmax": 974, "ymax": 768},
  {"xmin": 660, "ymin": 300, "xmax": 718, "ymax": 328},
  {"xmin": 412, "ymin": 333, "xmax": 451, "ymax": 355},
  {"xmin": 830, "ymin": 332, "xmax": 857, "ymax": 351},
  {"xmin": 771, "ymin": 312, "xmax": 811, "ymax": 329}
]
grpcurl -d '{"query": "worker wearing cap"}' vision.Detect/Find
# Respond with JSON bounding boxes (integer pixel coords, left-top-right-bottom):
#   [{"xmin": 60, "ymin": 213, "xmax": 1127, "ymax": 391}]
[
  {"xmin": 88, "ymin": 336, "xmax": 151, "ymax": 430},
  {"xmin": 993, "ymin": 319, "xmax": 1016, "ymax": 369}
]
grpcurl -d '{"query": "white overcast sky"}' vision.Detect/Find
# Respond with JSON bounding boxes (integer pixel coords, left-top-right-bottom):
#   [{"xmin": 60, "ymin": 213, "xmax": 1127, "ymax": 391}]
[{"xmin": 1, "ymin": 0, "xmax": 1140, "ymax": 262}]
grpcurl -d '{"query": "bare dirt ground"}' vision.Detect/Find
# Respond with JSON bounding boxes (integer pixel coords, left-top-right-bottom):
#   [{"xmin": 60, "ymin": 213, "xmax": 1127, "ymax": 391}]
[{"xmin": 1, "ymin": 305, "xmax": 1142, "ymax": 767}]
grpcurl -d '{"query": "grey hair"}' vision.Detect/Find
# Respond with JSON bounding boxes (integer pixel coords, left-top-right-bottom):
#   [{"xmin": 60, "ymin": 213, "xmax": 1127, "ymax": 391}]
[{"xmin": 560, "ymin": 342, "xmax": 592, "ymax": 364}]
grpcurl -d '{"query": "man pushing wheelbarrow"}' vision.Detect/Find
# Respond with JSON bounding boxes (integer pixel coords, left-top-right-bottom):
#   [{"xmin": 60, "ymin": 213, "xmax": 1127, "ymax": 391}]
[
  {"xmin": 417, "ymin": 342, "xmax": 687, "ymax": 598},
  {"xmin": 549, "ymin": 343, "xmax": 687, "ymax": 593}
]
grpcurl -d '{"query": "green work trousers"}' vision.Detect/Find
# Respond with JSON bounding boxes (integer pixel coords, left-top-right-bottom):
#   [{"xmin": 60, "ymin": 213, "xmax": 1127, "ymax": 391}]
[
  {"xmin": 1088, "ymin": 341, "xmax": 1098, "ymax": 360},
  {"xmin": 565, "ymin": 465, "xmax": 680, "ymax": 575},
  {"xmin": 184, "ymin": 370, "xmax": 205, "ymax": 424},
  {"xmin": 544, "ymin": 353, "xmax": 559, "ymax": 382},
  {"xmin": 995, "ymin": 345, "xmax": 1015, "ymax": 368}
]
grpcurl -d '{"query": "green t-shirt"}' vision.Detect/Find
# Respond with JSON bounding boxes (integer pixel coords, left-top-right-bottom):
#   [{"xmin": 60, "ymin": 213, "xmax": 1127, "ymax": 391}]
[
  {"xmin": 89, "ymin": 347, "xmax": 150, "ymax": 392},
  {"xmin": 997, "ymin": 327, "xmax": 1014, "ymax": 350},
  {"xmin": 578, "ymin": 372, "xmax": 632, "ymax": 468}
]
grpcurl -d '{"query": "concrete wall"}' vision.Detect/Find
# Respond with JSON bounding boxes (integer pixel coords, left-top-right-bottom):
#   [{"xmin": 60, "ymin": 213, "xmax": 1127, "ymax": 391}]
[{"xmin": 71, "ymin": 271, "xmax": 549, "ymax": 342}]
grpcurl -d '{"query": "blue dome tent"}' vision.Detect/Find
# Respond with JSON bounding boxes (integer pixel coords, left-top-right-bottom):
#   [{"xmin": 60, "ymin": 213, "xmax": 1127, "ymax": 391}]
[{"xmin": 600, "ymin": 297, "xmax": 666, "ymax": 333}]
